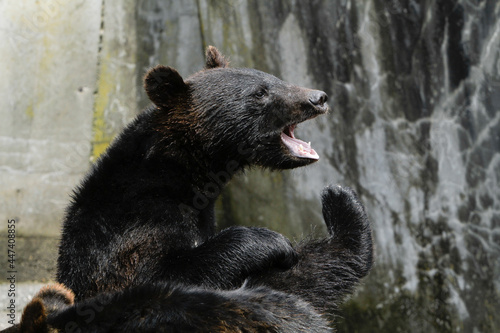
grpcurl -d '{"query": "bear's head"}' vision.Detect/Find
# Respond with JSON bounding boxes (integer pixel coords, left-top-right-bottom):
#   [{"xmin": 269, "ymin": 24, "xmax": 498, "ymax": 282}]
[{"xmin": 144, "ymin": 46, "xmax": 328, "ymax": 172}]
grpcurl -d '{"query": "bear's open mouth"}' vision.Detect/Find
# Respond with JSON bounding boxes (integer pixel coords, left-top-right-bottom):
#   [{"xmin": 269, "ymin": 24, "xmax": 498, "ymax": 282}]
[{"xmin": 281, "ymin": 124, "xmax": 319, "ymax": 160}]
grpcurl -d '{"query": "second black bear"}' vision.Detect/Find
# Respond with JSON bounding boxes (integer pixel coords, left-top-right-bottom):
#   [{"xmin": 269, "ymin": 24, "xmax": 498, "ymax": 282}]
[
  {"xmin": 57, "ymin": 46, "xmax": 330, "ymax": 300},
  {"xmin": 13, "ymin": 284, "xmax": 328, "ymax": 333}
]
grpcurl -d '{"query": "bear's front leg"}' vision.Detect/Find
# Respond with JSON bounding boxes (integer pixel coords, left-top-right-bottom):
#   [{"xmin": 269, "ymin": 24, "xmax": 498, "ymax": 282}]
[
  {"xmin": 320, "ymin": 184, "xmax": 374, "ymax": 277},
  {"xmin": 162, "ymin": 226, "xmax": 298, "ymax": 290},
  {"xmin": 245, "ymin": 184, "xmax": 374, "ymax": 313}
]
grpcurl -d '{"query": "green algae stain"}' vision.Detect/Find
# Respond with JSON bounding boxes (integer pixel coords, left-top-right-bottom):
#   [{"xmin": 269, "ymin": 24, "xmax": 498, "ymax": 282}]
[
  {"xmin": 91, "ymin": 57, "xmax": 114, "ymax": 160},
  {"xmin": 25, "ymin": 104, "xmax": 34, "ymax": 119}
]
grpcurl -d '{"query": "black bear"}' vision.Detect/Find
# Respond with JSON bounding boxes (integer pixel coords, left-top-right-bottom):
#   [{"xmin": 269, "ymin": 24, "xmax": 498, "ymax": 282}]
[
  {"xmin": 57, "ymin": 46, "xmax": 330, "ymax": 300},
  {"xmin": 11, "ymin": 284, "xmax": 328, "ymax": 333},
  {"xmin": 8, "ymin": 185, "xmax": 372, "ymax": 332}
]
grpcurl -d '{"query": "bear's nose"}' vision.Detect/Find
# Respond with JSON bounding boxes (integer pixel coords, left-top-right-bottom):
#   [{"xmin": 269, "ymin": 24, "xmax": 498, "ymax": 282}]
[{"xmin": 309, "ymin": 91, "xmax": 328, "ymax": 107}]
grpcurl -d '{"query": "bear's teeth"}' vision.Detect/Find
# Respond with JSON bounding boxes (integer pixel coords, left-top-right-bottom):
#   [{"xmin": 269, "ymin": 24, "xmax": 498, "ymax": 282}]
[{"xmin": 280, "ymin": 132, "xmax": 319, "ymax": 160}]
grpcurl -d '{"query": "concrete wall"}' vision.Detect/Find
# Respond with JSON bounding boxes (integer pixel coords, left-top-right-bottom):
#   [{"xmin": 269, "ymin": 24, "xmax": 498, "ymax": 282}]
[{"xmin": 1, "ymin": 1, "xmax": 101, "ymax": 237}]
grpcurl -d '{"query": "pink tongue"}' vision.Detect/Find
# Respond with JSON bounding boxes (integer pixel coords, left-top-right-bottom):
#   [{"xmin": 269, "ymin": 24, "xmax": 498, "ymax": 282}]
[{"xmin": 281, "ymin": 132, "xmax": 319, "ymax": 160}]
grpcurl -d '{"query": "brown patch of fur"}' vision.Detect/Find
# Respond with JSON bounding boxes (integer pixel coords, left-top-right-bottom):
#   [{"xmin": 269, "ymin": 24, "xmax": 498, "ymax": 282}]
[{"xmin": 35, "ymin": 284, "xmax": 75, "ymax": 306}]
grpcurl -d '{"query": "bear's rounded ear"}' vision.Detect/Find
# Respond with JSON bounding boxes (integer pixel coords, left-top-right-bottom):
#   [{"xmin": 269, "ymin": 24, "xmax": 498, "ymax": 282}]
[
  {"xmin": 35, "ymin": 283, "xmax": 75, "ymax": 311},
  {"xmin": 205, "ymin": 45, "xmax": 229, "ymax": 69},
  {"xmin": 20, "ymin": 298, "xmax": 48, "ymax": 333},
  {"xmin": 144, "ymin": 65, "xmax": 188, "ymax": 107}
]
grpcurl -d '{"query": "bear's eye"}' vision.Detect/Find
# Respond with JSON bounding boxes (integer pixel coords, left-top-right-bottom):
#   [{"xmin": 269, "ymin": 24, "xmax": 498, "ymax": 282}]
[{"xmin": 254, "ymin": 89, "xmax": 267, "ymax": 99}]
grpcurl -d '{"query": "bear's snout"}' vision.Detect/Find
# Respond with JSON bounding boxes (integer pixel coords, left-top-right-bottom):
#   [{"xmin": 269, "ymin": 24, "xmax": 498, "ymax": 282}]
[{"xmin": 308, "ymin": 90, "xmax": 328, "ymax": 110}]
